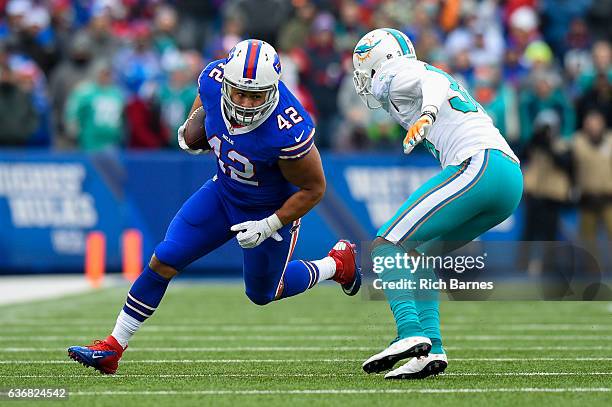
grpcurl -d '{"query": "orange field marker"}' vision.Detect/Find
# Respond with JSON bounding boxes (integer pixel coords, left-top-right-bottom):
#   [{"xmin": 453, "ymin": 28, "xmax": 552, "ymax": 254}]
[
  {"xmin": 122, "ymin": 229, "xmax": 143, "ymax": 282},
  {"xmin": 85, "ymin": 231, "xmax": 106, "ymax": 288}
]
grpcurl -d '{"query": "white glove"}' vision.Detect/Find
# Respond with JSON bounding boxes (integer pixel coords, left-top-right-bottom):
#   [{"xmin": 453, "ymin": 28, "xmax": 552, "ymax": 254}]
[
  {"xmin": 177, "ymin": 121, "xmax": 205, "ymax": 155},
  {"xmin": 230, "ymin": 214, "xmax": 284, "ymax": 249}
]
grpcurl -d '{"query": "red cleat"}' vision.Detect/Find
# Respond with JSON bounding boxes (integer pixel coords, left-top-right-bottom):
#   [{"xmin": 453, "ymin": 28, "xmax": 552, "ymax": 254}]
[
  {"xmin": 67, "ymin": 335, "xmax": 125, "ymax": 374},
  {"xmin": 328, "ymin": 240, "xmax": 361, "ymax": 296}
]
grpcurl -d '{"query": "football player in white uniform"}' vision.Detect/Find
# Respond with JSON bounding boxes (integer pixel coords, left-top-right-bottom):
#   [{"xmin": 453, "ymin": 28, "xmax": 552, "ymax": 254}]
[{"xmin": 353, "ymin": 28, "xmax": 523, "ymax": 379}]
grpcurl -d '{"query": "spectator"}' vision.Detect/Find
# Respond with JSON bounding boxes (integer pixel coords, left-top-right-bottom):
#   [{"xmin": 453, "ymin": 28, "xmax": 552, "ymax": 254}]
[
  {"xmin": 277, "ymin": 1, "xmax": 317, "ymax": 53},
  {"xmin": 302, "ymin": 12, "xmax": 343, "ymax": 149},
  {"xmin": 577, "ymin": 41, "xmax": 612, "ymax": 95},
  {"xmin": 49, "ymin": 33, "xmax": 95, "ymax": 149},
  {"xmin": 153, "ymin": 5, "xmax": 179, "ymax": 56},
  {"xmin": 14, "ymin": 59, "xmax": 51, "ymax": 147},
  {"xmin": 125, "ymin": 85, "xmax": 168, "ymax": 149},
  {"xmin": 538, "ymin": 0, "xmax": 591, "ymax": 57},
  {"xmin": 158, "ymin": 56, "xmax": 196, "ymax": 149},
  {"xmin": 334, "ymin": 0, "xmax": 366, "ymax": 56},
  {"xmin": 85, "ymin": 7, "xmax": 119, "ymax": 62},
  {"xmin": 520, "ymin": 110, "xmax": 573, "ymax": 274},
  {"xmin": 507, "ymin": 6, "xmax": 540, "ymax": 54},
  {"xmin": 113, "ymin": 22, "xmax": 162, "ymax": 95},
  {"xmin": 64, "ymin": 61, "xmax": 125, "ymax": 152},
  {"xmin": 203, "ymin": 15, "xmax": 243, "ymax": 61},
  {"xmin": 23, "ymin": 6, "xmax": 59, "ymax": 72},
  {"xmin": 444, "ymin": 4, "xmax": 504, "ymax": 68},
  {"xmin": 571, "ymin": 110, "xmax": 612, "ymax": 270},
  {"xmin": 0, "ymin": 59, "xmax": 38, "ymax": 146},
  {"xmin": 519, "ymin": 70, "xmax": 575, "ymax": 146},
  {"xmin": 576, "ymin": 73, "xmax": 612, "ymax": 128},
  {"xmin": 474, "ymin": 65, "xmax": 520, "ymax": 146}
]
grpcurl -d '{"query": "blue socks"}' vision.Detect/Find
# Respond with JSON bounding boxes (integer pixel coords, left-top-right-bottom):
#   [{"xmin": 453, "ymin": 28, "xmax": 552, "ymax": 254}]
[
  {"xmin": 277, "ymin": 260, "xmax": 320, "ymax": 299},
  {"xmin": 122, "ymin": 266, "xmax": 171, "ymax": 322}
]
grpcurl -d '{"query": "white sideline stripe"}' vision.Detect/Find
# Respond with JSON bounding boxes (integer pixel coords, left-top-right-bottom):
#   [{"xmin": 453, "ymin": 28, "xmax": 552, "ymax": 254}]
[
  {"xmin": 3, "ymin": 346, "xmax": 612, "ymax": 352},
  {"xmin": 1, "ymin": 372, "xmax": 612, "ymax": 379},
  {"xmin": 3, "ymin": 357, "xmax": 612, "ymax": 364},
  {"xmin": 64, "ymin": 388, "xmax": 612, "ymax": 396}
]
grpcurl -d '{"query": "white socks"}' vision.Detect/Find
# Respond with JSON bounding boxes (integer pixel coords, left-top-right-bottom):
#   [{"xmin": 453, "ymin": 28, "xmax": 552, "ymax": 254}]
[
  {"xmin": 313, "ymin": 257, "xmax": 336, "ymax": 282},
  {"xmin": 111, "ymin": 310, "xmax": 142, "ymax": 348}
]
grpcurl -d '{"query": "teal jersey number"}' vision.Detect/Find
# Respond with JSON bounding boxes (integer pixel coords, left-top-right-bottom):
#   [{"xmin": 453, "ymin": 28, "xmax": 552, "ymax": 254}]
[{"xmin": 425, "ymin": 64, "xmax": 481, "ymax": 114}]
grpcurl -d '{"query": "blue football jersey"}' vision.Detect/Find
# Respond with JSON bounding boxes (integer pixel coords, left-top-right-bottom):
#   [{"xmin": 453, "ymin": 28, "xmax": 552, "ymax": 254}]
[{"xmin": 197, "ymin": 59, "xmax": 316, "ymax": 209}]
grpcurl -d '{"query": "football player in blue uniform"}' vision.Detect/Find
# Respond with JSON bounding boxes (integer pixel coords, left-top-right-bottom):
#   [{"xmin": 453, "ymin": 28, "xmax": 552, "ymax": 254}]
[{"xmin": 67, "ymin": 40, "xmax": 361, "ymax": 374}]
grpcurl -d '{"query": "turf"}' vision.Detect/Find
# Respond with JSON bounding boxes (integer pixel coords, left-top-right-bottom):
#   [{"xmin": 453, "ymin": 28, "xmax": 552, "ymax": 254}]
[{"xmin": 0, "ymin": 282, "xmax": 610, "ymax": 406}]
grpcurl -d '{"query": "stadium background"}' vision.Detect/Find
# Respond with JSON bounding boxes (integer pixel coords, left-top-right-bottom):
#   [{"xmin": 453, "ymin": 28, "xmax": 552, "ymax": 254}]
[{"xmin": 0, "ymin": 0, "xmax": 610, "ymax": 276}]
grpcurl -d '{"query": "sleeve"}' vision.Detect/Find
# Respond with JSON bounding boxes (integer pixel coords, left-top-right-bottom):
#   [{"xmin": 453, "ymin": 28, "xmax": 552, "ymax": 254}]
[
  {"xmin": 278, "ymin": 123, "xmax": 316, "ymax": 160},
  {"xmin": 197, "ymin": 59, "xmax": 225, "ymax": 109},
  {"xmin": 387, "ymin": 62, "xmax": 449, "ymax": 115},
  {"xmin": 419, "ymin": 67, "xmax": 452, "ymax": 113}
]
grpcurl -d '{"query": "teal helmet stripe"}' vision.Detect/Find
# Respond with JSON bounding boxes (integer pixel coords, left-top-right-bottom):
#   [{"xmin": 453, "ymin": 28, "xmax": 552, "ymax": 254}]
[{"xmin": 382, "ymin": 28, "xmax": 411, "ymax": 56}]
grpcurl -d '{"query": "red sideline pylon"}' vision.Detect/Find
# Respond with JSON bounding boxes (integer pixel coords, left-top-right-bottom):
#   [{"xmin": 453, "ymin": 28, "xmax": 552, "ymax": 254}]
[
  {"xmin": 122, "ymin": 229, "xmax": 143, "ymax": 282},
  {"xmin": 85, "ymin": 231, "xmax": 106, "ymax": 288}
]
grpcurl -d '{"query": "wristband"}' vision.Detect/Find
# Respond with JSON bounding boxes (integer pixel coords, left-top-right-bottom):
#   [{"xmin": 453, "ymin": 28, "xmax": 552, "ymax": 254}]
[{"xmin": 266, "ymin": 213, "xmax": 283, "ymax": 232}]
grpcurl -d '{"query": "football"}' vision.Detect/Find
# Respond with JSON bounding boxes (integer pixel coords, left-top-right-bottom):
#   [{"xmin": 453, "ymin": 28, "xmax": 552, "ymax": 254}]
[{"xmin": 184, "ymin": 106, "xmax": 211, "ymax": 151}]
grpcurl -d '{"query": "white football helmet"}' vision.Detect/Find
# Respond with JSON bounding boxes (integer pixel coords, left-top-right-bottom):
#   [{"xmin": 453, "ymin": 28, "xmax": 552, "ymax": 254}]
[
  {"xmin": 353, "ymin": 28, "xmax": 416, "ymax": 109},
  {"xmin": 222, "ymin": 39, "xmax": 281, "ymax": 126}
]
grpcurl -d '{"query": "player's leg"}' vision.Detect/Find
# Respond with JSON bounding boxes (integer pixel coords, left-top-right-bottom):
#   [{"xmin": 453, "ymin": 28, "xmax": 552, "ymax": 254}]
[
  {"xmin": 68, "ymin": 180, "xmax": 233, "ymax": 374},
  {"xmin": 241, "ymin": 219, "xmax": 359, "ymax": 306},
  {"xmin": 364, "ymin": 155, "xmax": 484, "ymax": 373},
  {"xmin": 384, "ymin": 213, "xmax": 513, "ymax": 380},
  {"xmin": 365, "ymin": 150, "xmax": 523, "ymax": 374},
  {"xmin": 384, "ymin": 150, "xmax": 523, "ymax": 379}
]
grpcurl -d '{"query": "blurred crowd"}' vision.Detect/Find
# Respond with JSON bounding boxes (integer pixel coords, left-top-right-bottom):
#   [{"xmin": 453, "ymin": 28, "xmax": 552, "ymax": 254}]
[{"xmin": 0, "ymin": 0, "xmax": 611, "ymax": 264}]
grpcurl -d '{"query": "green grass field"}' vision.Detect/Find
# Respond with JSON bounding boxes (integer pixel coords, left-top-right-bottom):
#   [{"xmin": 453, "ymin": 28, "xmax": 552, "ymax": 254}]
[{"xmin": 0, "ymin": 282, "xmax": 611, "ymax": 406}]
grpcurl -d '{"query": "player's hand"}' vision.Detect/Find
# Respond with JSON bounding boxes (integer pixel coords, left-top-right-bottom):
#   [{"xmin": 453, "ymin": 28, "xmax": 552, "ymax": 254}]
[
  {"xmin": 403, "ymin": 114, "xmax": 433, "ymax": 155},
  {"xmin": 230, "ymin": 214, "xmax": 284, "ymax": 249},
  {"xmin": 177, "ymin": 122, "xmax": 205, "ymax": 155}
]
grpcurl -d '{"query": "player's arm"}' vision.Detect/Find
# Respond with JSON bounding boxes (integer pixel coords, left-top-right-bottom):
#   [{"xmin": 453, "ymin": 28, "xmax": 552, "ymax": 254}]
[
  {"xmin": 275, "ymin": 145, "xmax": 326, "ymax": 224},
  {"xmin": 187, "ymin": 94, "xmax": 203, "ymax": 118},
  {"xmin": 178, "ymin": 95, "xmax": 205, "ymax": 154},
  {"xmin": 390, "ymin": 65, "xmax": 448, "ymax": 154},
  {"xmin": 230, "ymin": 146, "xmax": 325, "ymax": 249}
]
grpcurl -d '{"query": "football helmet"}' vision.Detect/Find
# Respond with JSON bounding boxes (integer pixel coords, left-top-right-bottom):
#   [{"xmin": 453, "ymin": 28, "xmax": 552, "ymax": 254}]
[
  {"xmin": 352, "ymin": 28, "xmax": 416, "ymax": 109},
  {"xmin": 222, "ymin": 39, "xmax": 281, "ymax": 126}
]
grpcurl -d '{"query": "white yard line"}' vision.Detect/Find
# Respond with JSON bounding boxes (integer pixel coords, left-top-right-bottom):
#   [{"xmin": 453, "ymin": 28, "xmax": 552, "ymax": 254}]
[
  {"xmin": 59, "ymin": 388, "xmax": 612, "ymax": 396},
  {"xmin": 1, "ymin": 333, "xmax": 611, "ymax": 341},
  {"xmin": 1, "ymin": 372, "xmax": 612, "ymax": 379},
  {"xmin": 2, "ymin": 357, "xmax": 612, "ymax": 364}
]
